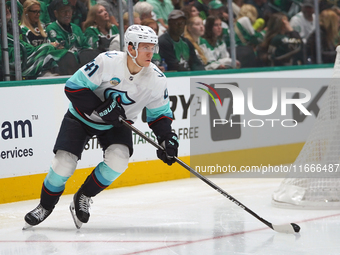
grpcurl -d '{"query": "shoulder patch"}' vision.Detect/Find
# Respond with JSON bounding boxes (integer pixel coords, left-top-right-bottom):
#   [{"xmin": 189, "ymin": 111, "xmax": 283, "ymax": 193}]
[{"xmin": 110, "ymin": 77, "xmax": 121, "ymax": 86}]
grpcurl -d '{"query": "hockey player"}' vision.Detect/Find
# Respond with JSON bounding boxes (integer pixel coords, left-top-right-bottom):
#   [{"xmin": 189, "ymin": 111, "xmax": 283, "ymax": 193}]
[{"xmin": 23, "ymin": 25, "xmax": 179, "ymax": 229}]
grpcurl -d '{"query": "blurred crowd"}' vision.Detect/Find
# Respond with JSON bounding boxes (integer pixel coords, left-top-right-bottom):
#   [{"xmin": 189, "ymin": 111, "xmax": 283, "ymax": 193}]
[{"xmin": 0, "ymin": 0, "xmax": 340, "ymax": 80}]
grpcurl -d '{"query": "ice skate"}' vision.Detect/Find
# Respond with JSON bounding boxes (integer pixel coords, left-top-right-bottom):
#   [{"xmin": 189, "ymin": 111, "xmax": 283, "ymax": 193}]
[
  {"xmin": 23, "ymin": 204, "xmax": 53, "ymax": 230},
  {"xmin": 70, "ymin": 188, "xmax": 93, "ymax": 229}
]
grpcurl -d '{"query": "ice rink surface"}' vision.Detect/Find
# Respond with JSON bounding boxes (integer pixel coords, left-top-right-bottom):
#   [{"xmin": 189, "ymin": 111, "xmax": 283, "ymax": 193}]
[{"xmin": 1, "ymin": 176, "xmax": 340, "ymax": 255}]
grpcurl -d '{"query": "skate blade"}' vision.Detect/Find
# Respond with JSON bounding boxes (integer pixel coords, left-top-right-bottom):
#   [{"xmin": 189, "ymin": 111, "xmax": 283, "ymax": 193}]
[
  {"xmin": 22, "ymin": 223, "xmax": 33, "ymax": 230},
  {"xmin": 69, "ymin": 201, "xmax": 82, "ymax": 229}
]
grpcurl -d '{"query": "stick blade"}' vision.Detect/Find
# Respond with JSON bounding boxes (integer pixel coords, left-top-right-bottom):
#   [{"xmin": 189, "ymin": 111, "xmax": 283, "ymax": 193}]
[{"xmin": 272, "ymin": 223, "xmax": 300, "ymax": 234}]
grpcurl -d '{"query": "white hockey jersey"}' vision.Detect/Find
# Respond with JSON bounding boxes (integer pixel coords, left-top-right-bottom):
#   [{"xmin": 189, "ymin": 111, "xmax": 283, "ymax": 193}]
[{"xmin": 65, "ymin": 51, "xmax": 172, "ymax": 130}]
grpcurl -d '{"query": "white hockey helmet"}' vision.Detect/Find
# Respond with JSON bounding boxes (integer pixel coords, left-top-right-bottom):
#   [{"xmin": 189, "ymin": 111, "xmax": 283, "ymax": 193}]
[
  {"xmin": 124, "ymin": 25, "xmax": 159, "ymax": 67},
  {"xmin": 124, "ymin": 25, "xmax": 158, "ymax": 52}
]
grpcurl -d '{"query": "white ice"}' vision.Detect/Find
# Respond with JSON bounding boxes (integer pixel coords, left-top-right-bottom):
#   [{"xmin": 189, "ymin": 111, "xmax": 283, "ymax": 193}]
[{"xmin": 1, "ymin": 176, "xmax": 340, "ymax": 255}]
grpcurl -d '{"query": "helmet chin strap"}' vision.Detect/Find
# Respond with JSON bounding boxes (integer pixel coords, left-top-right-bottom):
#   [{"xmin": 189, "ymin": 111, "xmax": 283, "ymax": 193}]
[{"xmin": 127, "ymin": 48, "xmax": 143, "ymax": 68}]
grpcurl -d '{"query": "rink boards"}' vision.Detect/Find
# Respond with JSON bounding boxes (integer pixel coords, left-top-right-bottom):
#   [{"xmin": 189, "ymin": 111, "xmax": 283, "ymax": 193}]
[{"xmin": 0, "ymin": 65, "xmax": 334, "ymax": 203}]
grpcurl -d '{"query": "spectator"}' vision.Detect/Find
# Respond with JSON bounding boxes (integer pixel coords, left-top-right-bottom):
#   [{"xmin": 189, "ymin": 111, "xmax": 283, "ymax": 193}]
[
  {"xmin": 1, "ymin": 3, "xmax": 78, "ymax": 78},
  {"xmin": 5, "ymin": 0, "xmax": 24, "ymax": 25},
  {"xmin": 141, "ymin": 18, "xmax": 166, "ymax": 71},
  {"xmin": 40, "ymin": 0, "xmax": 53, "ymax": 7},
  {"xmin": 133, "ymin": 1, "xmax": 154, "ymax": 21},
  {"xmin": 235, "ymin": 4, "xmax": 264, "ymax": 47},
  {"xmin": 244, "ymin": 0, "xmax": 272, "ymax": 21},
  {"xmin": 183, "ymin": 0, "xmax": 195, "ymax": 6},
  {"xmin": 199, "ymin": 15, "xmax": 240, "ymax": 70},
  {"xmin": 208, "ymin": 0, "xmax": 228, "ymax": 23},
  {"xmin": 48, "ymin": 0, "xmax": 88, "ymax": 29},
  {"xmin": 181, "ymin": 4, "xmax": 199, "ymax": 19},
  {"xmin": 84, "ymin": 4, "xmax": 119, "ymax": 52},
  {"xmin": 232, "ymin": 0, "xmax": 244, "ymax": 17},
  {"xmin": 36, "ymin": 1, "xmax": 53, "ymax": 25},
  {"xmin": 158, "ymin": 10, "xmax": 205, "ymax": 71},
  {"xmin": 331, "ymin": 6, "xmax": 340, "ymax": 44},
  {"xmin": 78, "ymin": 0, "xmax": 96, "ymax": 11},
  {"xmin": 146, "ymin": 0, "xmax": 174, "ymax": 29},
  {"xmin": 12, "ymin": 0, "xmax": 51, "ymax": 26},
  {"xmin": 234, "ymin": 3, "xmax": 265, "ymax": 67},
  {"xmin": 142, "ymin": 18, "xmax": 159, "ymax": 33},
  {"xmin": 21, "ymin": 0, "xmax": 54, "ymax": 47},
  {"xmin": 267, "ymin": 0, "xmax": 293, "ymax": 16},
  {"xmin": 208, "ymin": 0, "xmax": 231, "ymax": 47},
  {"xmin": 290, "ymin": 0, "xmax": 315, "ymax": 44},
  {"xmin": 193, "ymin": 0, "xmax": 210, "ymax": 20},
  {"xmin": 183, "ymin": 16, "xmax": 207, "ymax": 66},
  {"xmin": 306, "ymin": 9, "xmax": 338, "ymax": 64},
  {"xmin": 319, "ymin": 0, "xmax": 340, "ymax": 12},
  {"xmin": 96, "ymin": 0, "xmax": 126, "ymax": 26},
  {"xmin": 46, "ymin": 0, "xmax": 100, "ymax": 66},
  {"xmin": 259, "ymin": 12, "xmax": 303, "ymax": 66},
  {"xmin": 171, "ymin": 0, "xmax": 184, "ymax": 10},
  {"xmin": 109, "ymin": 12, "xmax": 141, "ymax": 51}
]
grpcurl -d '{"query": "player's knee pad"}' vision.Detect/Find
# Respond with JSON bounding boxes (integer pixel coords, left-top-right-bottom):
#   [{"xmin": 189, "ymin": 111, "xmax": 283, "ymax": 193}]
[
  {"xmin": 93, "ymin": 144, "xmax": 129, "ymax": 186},
  {"xmin": 44, "ymin": 150, "xmax": 78, "ymax": 192},
  {"xmin": 104, "ymin": 144, "xmax": 129, "ymax": 174},
  {"xmin": 52, "ymin": 150, "xmax": 78, "ymax": 176}
]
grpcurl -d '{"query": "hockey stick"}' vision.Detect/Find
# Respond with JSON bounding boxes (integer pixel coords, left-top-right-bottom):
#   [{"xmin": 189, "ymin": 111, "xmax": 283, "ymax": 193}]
[{"xmin": 119, "ymin": 118, "xmax": 300, "ymax": 234}]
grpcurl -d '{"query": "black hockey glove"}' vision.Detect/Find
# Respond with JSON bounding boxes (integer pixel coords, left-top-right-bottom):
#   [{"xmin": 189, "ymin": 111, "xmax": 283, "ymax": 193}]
[
  {"xmin": 157, "ymin": 133, "xmax": 179, "ymax": 166},
  {"xmin": 96, "ymin": 95, "xmax": 126, "ymax": 127}
]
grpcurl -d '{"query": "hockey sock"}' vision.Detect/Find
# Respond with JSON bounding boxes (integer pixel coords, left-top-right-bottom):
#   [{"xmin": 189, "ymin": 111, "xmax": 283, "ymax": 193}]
[
  {"xmin": 81, "ymin": 162, "xmax": 121, "ymax": 197},
  {"xmin": 40, "ymin": 166, "xmax": 70, "ymax": 210},
  {"xmin": 40, "ymin": 183, "xmax": 64, "ymax": 210}
]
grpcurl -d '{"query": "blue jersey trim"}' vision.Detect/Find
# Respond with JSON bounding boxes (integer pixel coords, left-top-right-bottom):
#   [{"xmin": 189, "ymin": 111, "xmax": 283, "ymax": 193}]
[
  {"xmin": 65, "ymin": 80, "xmax": 84, "ymax": 90},
  {"xmin": 94, "ymin": 162, "xmax": 121, "ymax": 185},
  {"xmin": 146, "ymin": 102, "xmax": 173, "ymax": 123},
  {"xmin": 67, "ymin": 70, "xmax": 99, "ymax": 91},
  {"xmin": 44, "ymin": 167, "xmax": 69, "ymax": 192}
]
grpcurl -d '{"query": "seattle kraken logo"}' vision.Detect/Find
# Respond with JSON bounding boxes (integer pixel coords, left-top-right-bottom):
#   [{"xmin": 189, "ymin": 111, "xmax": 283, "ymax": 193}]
[
  {"xmin": 104, "ymin": 88, "xmax": 135, "ymax": 105},
  {"xmin": 164, "ymin": 88, "xmax": 168, "ymax": 99}
]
